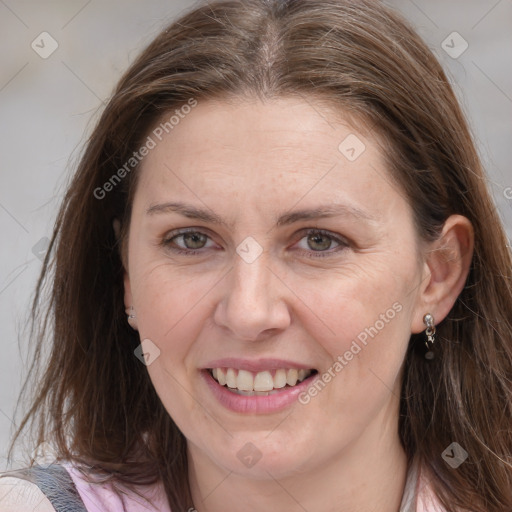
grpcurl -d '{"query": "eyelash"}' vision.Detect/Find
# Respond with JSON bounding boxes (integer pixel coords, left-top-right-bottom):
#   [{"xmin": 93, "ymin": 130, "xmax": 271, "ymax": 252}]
[{"xmin": 161, "ymin": 228, "xmax": 349, "ymax": 259}]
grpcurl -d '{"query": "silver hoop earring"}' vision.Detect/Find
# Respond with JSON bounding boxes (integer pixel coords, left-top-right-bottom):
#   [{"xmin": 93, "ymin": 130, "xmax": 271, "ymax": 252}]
[{"xmin": 423, "ymin": 313, "xmax": 436, "ymax": 360}]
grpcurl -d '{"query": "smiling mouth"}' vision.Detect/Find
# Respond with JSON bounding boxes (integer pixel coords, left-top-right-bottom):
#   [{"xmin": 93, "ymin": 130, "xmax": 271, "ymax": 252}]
[{"xmin": 208, "ymin": 367, "xmax": 318, "ymax": 396}]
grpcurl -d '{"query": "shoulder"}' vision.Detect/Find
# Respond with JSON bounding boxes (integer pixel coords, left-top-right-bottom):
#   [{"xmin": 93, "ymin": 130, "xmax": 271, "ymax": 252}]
[
  {"xmin": 400, "ymin": 457, "xmax": 448, "ymax": 512},
  {"xmin": 414, "ymin": 461, "xmax": 449, "ymax": 512},
  {"xmin": 1, "ymin": 461, "xmax": 172, "ymax": 512},
  {"xmin": 61, "ymin": 461, "xmax": 172, "ymax": 512},
  {"xmin": 0, "ymin": 475, "xmax": 56, "ymax": 512}
]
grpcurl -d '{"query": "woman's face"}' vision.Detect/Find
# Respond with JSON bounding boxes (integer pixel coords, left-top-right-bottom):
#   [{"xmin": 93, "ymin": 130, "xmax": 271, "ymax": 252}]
[{"xmin": 124, "ymin": 97, "xmax": 427, "ymax": 479}]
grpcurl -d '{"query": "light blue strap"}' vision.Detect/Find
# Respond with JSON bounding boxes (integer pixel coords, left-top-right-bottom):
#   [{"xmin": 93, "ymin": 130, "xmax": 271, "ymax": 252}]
[{"xmin": 1, "ymin": 463, "xmax": 88, "ymax": 512}]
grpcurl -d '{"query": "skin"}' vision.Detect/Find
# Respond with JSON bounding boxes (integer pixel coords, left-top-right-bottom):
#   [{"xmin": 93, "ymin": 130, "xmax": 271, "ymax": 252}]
[{"xmin": 122, "ymin": 96, "xmax": 474, "ymax": 512}]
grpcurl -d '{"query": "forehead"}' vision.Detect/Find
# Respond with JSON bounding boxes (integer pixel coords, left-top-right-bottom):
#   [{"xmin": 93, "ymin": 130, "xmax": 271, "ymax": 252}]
[{"xmin": 134, "ymin": 97, "xmax": 404, "ymax": 222}]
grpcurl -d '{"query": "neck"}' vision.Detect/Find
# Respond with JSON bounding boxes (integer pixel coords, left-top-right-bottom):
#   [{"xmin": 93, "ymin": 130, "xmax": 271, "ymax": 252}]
[{"xmin": 187, "ymin": 404, "xmax": 409, "ymax": 512}]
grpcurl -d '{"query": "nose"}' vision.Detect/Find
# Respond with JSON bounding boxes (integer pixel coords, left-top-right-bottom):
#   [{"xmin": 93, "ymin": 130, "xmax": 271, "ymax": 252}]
[{"xmin": 213, "ymin": 250, "xmax": 291, "ymax": 342}]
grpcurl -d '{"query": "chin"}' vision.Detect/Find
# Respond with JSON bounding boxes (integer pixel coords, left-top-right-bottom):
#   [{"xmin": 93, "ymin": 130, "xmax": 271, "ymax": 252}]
[{"xmin": 205, "ymin": 431, "xmax": 318, "ymax": 479}]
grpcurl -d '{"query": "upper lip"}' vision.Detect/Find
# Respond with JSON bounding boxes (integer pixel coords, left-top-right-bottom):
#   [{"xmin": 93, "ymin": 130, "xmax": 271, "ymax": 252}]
[{"xmin": 202, "ymin": 358, "xmax": 316, "ymax": 373}]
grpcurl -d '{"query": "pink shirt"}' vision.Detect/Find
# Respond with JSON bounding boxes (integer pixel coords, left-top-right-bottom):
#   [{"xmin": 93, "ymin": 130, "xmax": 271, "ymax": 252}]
[
  {"xmin": 1, "ymin": 456, "xmax": 447, "ymax": 511},
  {"xmin": 60, "ymin": 461, "xmax": 172, "ymax": 512},
  {"xmin": 63, "ymin": 456, "xmax": 446, "ymax": 512},
  {"xmin": 400, "ymin": 457, "xmax": 447, "ymax": 512}
]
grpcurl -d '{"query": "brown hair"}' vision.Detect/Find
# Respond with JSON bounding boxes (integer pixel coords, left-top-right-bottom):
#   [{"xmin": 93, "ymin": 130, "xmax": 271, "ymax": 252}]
[{"xmin": 7, "ymin": 0, "xmax": 512, "ymax": 510}]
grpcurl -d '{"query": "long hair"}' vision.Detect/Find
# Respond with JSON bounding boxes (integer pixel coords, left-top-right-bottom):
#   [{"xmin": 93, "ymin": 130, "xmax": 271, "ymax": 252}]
[{"xmin": 7, "ymin": 0, "xmax": 512, "ymax": 510}]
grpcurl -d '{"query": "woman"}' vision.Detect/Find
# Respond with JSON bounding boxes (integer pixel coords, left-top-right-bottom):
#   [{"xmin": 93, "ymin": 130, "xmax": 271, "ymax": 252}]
[{"xmin": 1, "ymin": 0, "xmax": 511, "ymax": 510}]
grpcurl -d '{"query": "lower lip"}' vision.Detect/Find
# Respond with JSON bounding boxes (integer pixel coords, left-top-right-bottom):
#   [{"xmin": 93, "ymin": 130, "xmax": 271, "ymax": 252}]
[{"xmin": 201, "ymin": 370, "xmax": 318, "ymax": 414}]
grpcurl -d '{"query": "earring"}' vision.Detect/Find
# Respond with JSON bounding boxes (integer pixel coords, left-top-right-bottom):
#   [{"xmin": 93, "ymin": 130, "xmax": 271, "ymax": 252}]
[
  {"xmin": 125, "ymin": 306, "xmax": 138, "ymax": 331},
  {"xmin": 125, "ymin": 306, "xmax": 136, "ymax": 320},
  {"xmin": 423, "ymin": 313, "xmax": 436, "ymax": 360}
]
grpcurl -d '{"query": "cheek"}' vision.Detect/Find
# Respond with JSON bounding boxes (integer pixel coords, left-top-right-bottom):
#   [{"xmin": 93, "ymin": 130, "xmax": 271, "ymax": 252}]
[
  {"xmin": 131, "ymin": 270, "xmax": 213, "ymax": 429},
  {"xmin": 300, "ymin": 259, "xmax": 414, "ymax": 353},
  {"xmin": 130, "ymin": 263, "xmax": 231, "ymax": 398},
  {"xmin": 131, "ymin": 248, "xmax": 417, "ymax": 357},
  {"xmin": 293, "ymin": 257, "xmax": 417, "ymax": 425},
  {"xmin": 134, "ymin": 269, "xmax": 212, "ymax": 344}
]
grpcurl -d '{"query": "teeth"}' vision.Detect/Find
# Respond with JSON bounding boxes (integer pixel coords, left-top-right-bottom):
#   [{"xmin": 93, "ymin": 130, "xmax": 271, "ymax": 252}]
[
  {"xmin": 286, "ymin": 369, "xmax": 298, "ymax": 386},
  {"xmin": 237, "ymin": 370, "xmax": 254, "ymax": 391},
  {"xmin": 298, "ymin": 369, "xmax": 309, "ymax": 382},
  {"xmin": 226, "ymin": 368, "xmax": 237, "ymax": 388},
  {"xmin": 273, "ymin": 369, "xmax": 287, "ymax": 389},
  {"xmin": 217, "ymin": 368, "xmax": 227, "ymax": 386},
  {"xmin": 210, "ymin": 367, "xmax": 314, "ymax": 392},
  {"xmin": 254, "ymin": 371, "xmax": 274, "ymax": 392}
]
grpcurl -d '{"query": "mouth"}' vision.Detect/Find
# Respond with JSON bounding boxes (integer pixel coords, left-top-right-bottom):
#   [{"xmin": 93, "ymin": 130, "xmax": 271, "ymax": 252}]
[
  {"xmin": 207, "ymin": 367, "xmax": 318, "ymax": 396},
  {"xmin": 201, "ymin": 358, "xmax": 320, "ymax": 413}
]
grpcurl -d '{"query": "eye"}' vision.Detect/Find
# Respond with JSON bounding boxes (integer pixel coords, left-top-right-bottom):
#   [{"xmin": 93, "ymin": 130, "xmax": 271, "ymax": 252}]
[
  {"xmin": 293, "ymin": 229, "xmax": 349, "ymax": 258},
  {"xmin": 161, "ymin": 228, "xmax": 349, "ymax": 258},
  {"xmin": 161, "ymin": 228, "xmax": 216, "ymax": 255}
]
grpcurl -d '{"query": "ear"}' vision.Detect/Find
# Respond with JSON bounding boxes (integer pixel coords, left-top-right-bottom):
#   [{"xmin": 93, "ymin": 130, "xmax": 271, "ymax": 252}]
[
  {"xmin": 113, "ymin": 218, "xmax": 138, "ymax": 330},
  {"xmin": 123, "ymin": 274, "xmax": 138, "ymax": 331},
  {"xmin": 411, "ymin": 214, "xmax": 474, "ymax": 333}
]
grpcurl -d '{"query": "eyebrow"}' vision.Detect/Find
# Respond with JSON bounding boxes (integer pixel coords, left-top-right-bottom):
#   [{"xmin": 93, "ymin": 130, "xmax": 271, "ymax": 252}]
[{"xmin": 145, "ymin": 201, "xmax": 376, "ymax": 227}]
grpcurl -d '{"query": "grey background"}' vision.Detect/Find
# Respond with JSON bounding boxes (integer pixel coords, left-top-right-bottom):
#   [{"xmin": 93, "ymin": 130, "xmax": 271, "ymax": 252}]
[{"xmin": 0, "ymin": 0, "xmax": 511, "ymax": 470}]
